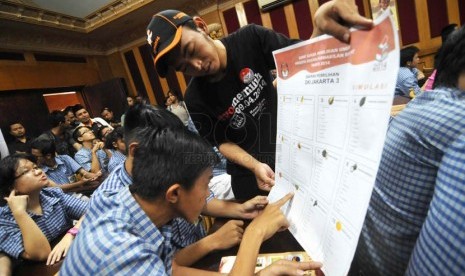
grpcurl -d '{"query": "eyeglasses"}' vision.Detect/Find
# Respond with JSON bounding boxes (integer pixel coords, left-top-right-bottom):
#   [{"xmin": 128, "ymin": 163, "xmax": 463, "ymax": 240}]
[
  {"xmin": 15, "ymin": 166, "xmax": 42, "ymax": 179},
  {"xmin": 79, "ymin": 129, "xmax": 93, "ymax": 136}
]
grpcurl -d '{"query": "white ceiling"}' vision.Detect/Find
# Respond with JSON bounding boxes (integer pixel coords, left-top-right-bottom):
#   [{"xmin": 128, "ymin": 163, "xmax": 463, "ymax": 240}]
[{"xmin": 32, "ymin": 0, "xmax": 115, "ymax": 18}]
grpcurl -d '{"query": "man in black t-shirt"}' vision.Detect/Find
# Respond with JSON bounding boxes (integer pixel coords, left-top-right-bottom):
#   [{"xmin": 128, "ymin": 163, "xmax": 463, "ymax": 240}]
[
  {"xmin": 72, "ymin": 104, "xmax": 112, "ymax": 136},
  {"xmin": 7, "ymin": 122, "xmax": 33, "ymax": 154},
  {"xmin": 38, "ymin": 110, "xmax": 76, "ymax": 157},
  {"xmin": 145, "ymin": 1, "xmax": 372, "ymax": 199}
]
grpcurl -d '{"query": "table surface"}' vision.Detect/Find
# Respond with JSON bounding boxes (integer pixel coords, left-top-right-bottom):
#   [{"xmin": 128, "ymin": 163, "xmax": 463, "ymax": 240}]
[{"xmin": 193, "ymin": 217, "xmax": 304, "ymax": 271}]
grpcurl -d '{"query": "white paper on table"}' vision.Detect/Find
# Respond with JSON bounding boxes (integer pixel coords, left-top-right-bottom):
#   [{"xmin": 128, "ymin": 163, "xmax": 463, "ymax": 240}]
[{"xmin": 268, "ymin": 12, "xmax": 399, "ymax": 276}]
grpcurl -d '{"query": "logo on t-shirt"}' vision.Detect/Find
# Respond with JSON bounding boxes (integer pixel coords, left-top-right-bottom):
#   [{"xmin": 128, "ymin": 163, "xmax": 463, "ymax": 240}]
[
  {"xmin": 239, "ymin": 68, "xmax": 254, "ymax": 84},
  {"xmin": 230, "ymin": 112, "xmax": 246, "ymax": 129}
]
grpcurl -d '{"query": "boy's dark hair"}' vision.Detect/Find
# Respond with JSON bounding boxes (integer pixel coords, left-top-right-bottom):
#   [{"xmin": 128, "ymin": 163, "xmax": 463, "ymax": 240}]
[
  {"xmin": 130, "ymin": 127, "xmax": 218, "ymax": 200},
  {"xmin": 97, "ymin": 126, "xmax": 111, "ymax": 141},
  {"xmin": 0, "ymin": 153, "xmax": 35, "ymax": 205},
  {"xmin": 400, "ymin": 46, "xmax": 419, "ymax": 67},
  {"xmin": 164, "ymin": 95, "xmax": 171, "ymax": 107},
  {"xmin": 73, "ymin": 126, "xmax": 88, "ymax": 143},
  {"xmin": 123, "ymin": 104, "xmax": 184, "ymax": 147},
  {"xmin": 7, "ymin": 121, "xmax": 22, "ymax": 131},
  {"xmin": 30, "ymin": 138, "xmax": 56, "ymax": 157},
  {"xmin": 441, "ymin": 24, "xmax": 458, "ymax": 43},
  {"xmin": 100, "ymin": 107, "xmax": 111, "ymax": 113},
  {"xmin": 104, "ymin": 127, "xmax": 124, "ymax": 150},
  {"xmin": 434, "ymin": 25, "xmax": 465, "ymax": 89},
  {"xmin": 48, "ymin": 110, "xmax": 66, "ymax": 128},
  {"xmin": 72, "ymin": 104, "xmax": 86, "ymax": 116},
  {"xmin": 63, "ymin": 105, "xmax": 74, "ymax": 115},
  {"xmin": 434, "ymin": 24, "xmax": 459, "ymax": 68}
]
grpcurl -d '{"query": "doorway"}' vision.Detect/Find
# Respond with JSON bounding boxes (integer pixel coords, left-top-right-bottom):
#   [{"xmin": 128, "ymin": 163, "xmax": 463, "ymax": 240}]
[{"xmin": 43, "ymin": 91, "xmax": 82, "ymax": 112}]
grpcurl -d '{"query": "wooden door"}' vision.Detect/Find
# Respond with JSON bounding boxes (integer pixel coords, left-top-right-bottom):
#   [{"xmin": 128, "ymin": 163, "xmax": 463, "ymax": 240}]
[{"xmin": 80, "ymin": 78, "xmax": 128, "ymax": 120}]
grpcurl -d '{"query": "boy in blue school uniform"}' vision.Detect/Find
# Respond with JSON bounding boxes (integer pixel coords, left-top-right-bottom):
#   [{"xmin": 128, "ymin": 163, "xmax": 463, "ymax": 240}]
[{"xmin": 62, "ymin": 126, "xmax": 320, "ymax": 275}]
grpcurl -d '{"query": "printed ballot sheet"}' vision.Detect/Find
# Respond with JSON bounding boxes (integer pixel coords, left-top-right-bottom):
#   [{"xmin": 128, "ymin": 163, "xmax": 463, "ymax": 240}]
[{"xmin": 269, "ymin": 13, "xmax": 399, "ymax": 276}]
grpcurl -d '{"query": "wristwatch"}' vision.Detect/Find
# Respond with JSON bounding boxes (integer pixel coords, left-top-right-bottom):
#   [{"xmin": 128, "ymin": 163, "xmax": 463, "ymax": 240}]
[{"xmin": 67, "ymin": 227, "xmax": 79, "ymax": 237}]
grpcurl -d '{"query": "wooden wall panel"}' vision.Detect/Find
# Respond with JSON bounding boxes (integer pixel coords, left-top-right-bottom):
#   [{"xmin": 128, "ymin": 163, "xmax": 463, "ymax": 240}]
[
  {"xmin": 123, "ymin": 51, "xmax": 148, "ymax": 99},
  {"xmin": 0, "ymin": 90, "xmax": 50, "ymax": 138},
  {"xmin": 459, "ymin": 0, "xmax": 465, "ymax": 24},
  {"xmin": 0, "ymin": 61, "xmax": 100, "ymax": 91},
  {"xmin": 81, "ymin": 78, "xmax": 128, "ymax": 119},
  {"xmin": 284, "ymin": 5, "xmax": 299, "ymax": 38},
  {"xmin": 269, "ymin": 6, "xmax": 290, "ymax": 37},
  {"xmin": 397, "ymin": 0, "xmax": 420, "ymax": 45},
  {"xmin": 165, "ymin": 68, "xmax": 182, "ymax": 97},
  {"xmin": 427, "ymin": 0, "xmax": 449, "ymax": 38},
  {"xmin": 223, "ymin": 7, "xmax": 241, "ymax": 34},
  {"xmin": 139, "ymin": 44, "xmax": 164, "ymax": 105},
  {"xmin": 244, "ymin": 0, "xmax": 263, "ymax": 25},
  {"xmin": 105, "ymin": 52, "xmax": 135, "ymax": 96},
  {"xmin": 293, "ymin": 0, "xmax": 313, "ymax": 39},
  {"xmin": 200, "ymin": 10, "xmax": 222, "ymax": 27},
  {"xmin": 355, "ymin": 0, "xmax": 366, "ymax": 16}
]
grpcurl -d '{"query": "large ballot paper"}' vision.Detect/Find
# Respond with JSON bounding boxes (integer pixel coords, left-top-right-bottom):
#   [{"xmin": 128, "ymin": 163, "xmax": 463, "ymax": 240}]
[{"xmin": 268, "ymin": 13, "xmax": 399, "ymax": 276}]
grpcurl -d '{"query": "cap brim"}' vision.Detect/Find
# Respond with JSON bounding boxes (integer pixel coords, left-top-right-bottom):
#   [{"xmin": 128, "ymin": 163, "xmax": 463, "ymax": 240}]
[{"xmin": 154, "ymin": 25, "xmax": 183, "ymax": 77}]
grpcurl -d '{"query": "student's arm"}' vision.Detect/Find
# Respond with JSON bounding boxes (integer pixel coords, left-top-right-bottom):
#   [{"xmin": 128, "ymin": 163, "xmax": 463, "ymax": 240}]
[
  {"xmin": 230, "ymin": 193, "xmax": 322, "ymax": 276},
  {"xmin": 77, "ymin": 168, "xmax": 101, "ymax": 180},
  {"xmin": 90, "ymin": 142, "xmax": 104, "ymax": 173},
  {"xmin": 202, "ymin": 197, "xmax": 268, "ymax": 219},
  {"xmin": 0, "ymin": 253, "xmax": 12, "ymax": 276},
  {"xmin": 55, "ymin": 179, "xmax": 89, "ymax": 193},
  {"xmin": 407, "ymin": 74, "xmax": 422, "ymax": 96},
  {"xmin": 4, "ymin": 191, "xmax": 51, "ymax": 261},
  {"xmin": 46, "ymin": 216, "xmax": 84, "ymax": 265},
  {"xmin": 218, "ymin": 142, "xmax": 274, "ymax": 191},
  {"xmin": 59, "ymin": 168, "xmax": 101, "ymax": 192},
  {"xmin": 174, "ymin": 220, "xmax": 244, "ymax": 266},
  {"xmin": 312, "ymin": 0, "xmax": 373, "ymax": 42}
]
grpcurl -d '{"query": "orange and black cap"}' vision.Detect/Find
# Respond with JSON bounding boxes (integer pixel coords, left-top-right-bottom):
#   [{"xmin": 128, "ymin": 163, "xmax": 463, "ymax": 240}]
[{"xmin": 146, "ymin": 10, "xmax": 192, "ymax": 77}]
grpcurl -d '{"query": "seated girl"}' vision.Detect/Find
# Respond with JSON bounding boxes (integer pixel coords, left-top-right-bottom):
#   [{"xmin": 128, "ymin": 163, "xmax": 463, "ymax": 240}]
[{"xmin": 0, "ymin": 153, "xmax": 87, "ymax": 269}]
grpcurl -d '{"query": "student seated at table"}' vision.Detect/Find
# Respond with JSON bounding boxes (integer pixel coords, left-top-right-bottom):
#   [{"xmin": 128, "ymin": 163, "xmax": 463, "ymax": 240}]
[
  {"xmin": 61, "ymin": 127, "xmax": 322, "ymax": 275},
  {"xmin": 103, "ymin": 127, "xmax": 126, "ymax": 173},
  {"xmin": 30, "ymin": 138, "xmax": 101, "ymax": 196},
  {"xmin": 89, "ymin": 104, "xmax": 269, "ymax": 264},
  {"xmin": 0, "ymin": 153, "xmax": 88, "ymax": 270},
  {"xmin": 395, "ymin": 46, "xmax": 424, "ymax": 97},
  {"xmin": 73, "ymin": 126, "xmax": 108, "ymax": 173}
]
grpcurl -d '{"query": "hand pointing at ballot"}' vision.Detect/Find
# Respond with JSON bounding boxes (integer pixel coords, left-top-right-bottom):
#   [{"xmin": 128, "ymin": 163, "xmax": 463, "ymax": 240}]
[
  {"xmin": 248, "ymin": 192, "xmax": 294, "ymax": 242},
  {"xmin": 232, "ymin": 193, "xmax": 323, "ymax": 276}
]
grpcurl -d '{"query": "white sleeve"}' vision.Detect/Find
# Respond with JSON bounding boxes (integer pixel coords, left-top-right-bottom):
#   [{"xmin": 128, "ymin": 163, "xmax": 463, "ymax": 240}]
[{"xmin": 0, "ymin": 129, "xmax": 9, "ymax": 158}]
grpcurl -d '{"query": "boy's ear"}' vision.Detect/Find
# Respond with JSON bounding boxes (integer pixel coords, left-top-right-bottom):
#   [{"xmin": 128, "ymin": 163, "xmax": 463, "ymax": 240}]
[
  {"xmin": 127, "ymin": 142, "xmax": 139, "ymax": 157},
  {"xmin": 166, "ymin": 183, "xmax": 182, "ymax": 204},
  {"xmin": 193, "ymin": 16, "xmax": 208, "ymax": 33},
  {"xmin": 77, "ymin": 136, "xmax": 83, "ymax": 142}
]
